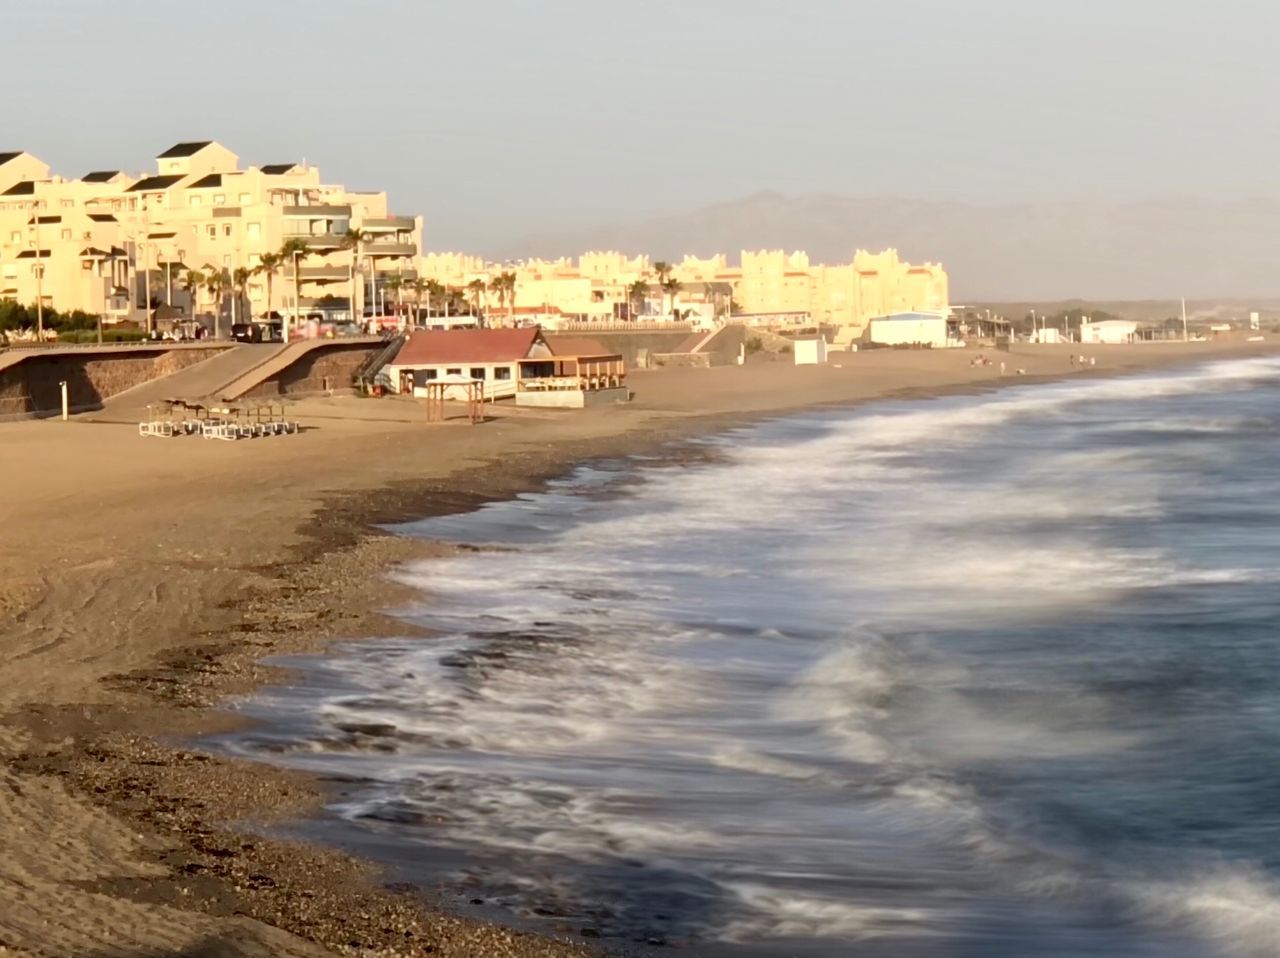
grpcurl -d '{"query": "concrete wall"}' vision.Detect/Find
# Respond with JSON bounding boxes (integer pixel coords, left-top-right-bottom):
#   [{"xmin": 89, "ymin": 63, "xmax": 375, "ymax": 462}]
[
  {"xmin": 545, "ymin": 330, "xmax": 691, "ymax": 368},
  {"xmin": 516, "ymin": 387, "xmax": 629, "ymax": 408},
  {"xmin": 0, "ymin": 347, "xmax": 223, "ymax": 419},
  {"xmin": 240, "ymin": 341, "xmax": 380, "ymax": 398}
]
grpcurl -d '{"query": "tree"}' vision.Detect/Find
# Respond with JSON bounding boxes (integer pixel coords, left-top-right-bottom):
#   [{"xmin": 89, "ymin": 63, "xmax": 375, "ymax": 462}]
[
  {"xmin": 341, "ymin": 227, "xmax": 367, "ymax": 323},
  {"xmin": 181, "ymin": 268, "xmax": 204, "ymax": 320},
  {"xmin": 384, "ymin": 273, "xmax": 406, "ymax": 326},
  {"xmin": 627, "ymin": 279, "xmax": 648, "ymax": 320},
  {"xmin": 498, "ymin": 271, "xmax": 517, "ymax": 326},
  {"xmin": 425, "ymin": 279, "xmax": 445, "ymax": 318},
  {"xmin": 232, "ymin": 266, "xmax": 252, "ymax": 326},
  {"xmin": 466, "ymin": 278, "xmax": 486, "ymax": 321},
  {"xmin": 279, "ymin": 238, "xmax": 310, "ymax": 337},
  {"xmin": 254, "ymin": 252, "xmax": 283, "ymax": 320},
  {"xmin": 407, "ymin": 277, "xmax": 427, "ymax": 324},
  {"xmin": 661, "ymin": 275, "xmax": 682, "ymax": 320},
  {"xmin": 203, "ymin": 268, "xmax": 227, "ymax": 338}
]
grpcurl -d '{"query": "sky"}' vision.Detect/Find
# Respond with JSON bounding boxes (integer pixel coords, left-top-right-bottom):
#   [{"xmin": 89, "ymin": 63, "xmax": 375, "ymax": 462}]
[{"xmin": 5, "ymin": 0, "xmax": 1278, "ymax": 252}]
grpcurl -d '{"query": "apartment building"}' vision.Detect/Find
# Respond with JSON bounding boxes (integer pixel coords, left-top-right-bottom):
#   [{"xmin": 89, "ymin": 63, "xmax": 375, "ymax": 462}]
[
  {"xmin": 417, "ymin": 247, "xmax": 949, "ymax": 335},
  {"xmin": 0, "ymin": 141, "xmax": 423, "ymax": 328}
]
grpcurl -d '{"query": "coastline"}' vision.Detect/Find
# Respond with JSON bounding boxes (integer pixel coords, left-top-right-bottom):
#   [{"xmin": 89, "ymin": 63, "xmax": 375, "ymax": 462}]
[{"xmin": 2, "ymin": 341, "xmax": 1277, "ymax": 958}]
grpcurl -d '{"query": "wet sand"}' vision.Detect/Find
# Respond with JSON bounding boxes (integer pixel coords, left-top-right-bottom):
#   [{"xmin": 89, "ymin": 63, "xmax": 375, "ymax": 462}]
[{"xmin": 0, "ymin": 340, "xmax": 1275, "ymax": 957}]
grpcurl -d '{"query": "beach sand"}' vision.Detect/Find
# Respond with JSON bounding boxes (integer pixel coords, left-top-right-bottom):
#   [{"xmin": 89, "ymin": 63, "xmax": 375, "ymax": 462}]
[{"xmin": 0, "ymin": 340, "xmax": 1274, "ymax": 957}]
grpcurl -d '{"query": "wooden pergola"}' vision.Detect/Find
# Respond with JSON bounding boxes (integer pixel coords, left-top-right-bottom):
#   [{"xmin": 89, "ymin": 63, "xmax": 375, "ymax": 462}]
[
  {"xmin": 516, "ymin": 353, "xmax": 626, "ymax": 392},
  {"xmin": 423, "ymin": 375, "xmax": 485, "ymax": 424}
]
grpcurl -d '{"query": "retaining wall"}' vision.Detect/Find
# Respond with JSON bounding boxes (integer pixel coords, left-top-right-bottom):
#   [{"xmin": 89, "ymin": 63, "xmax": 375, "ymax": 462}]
[{"xmin": 0, "ymin": 347, "xmax": 224, "ymax": 419}]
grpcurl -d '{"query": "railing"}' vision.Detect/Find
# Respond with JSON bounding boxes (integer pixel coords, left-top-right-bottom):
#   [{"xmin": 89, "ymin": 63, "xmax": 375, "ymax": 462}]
[{"xmin": 554, "ymin": 319, "xmax": 695, "ymax": 332}]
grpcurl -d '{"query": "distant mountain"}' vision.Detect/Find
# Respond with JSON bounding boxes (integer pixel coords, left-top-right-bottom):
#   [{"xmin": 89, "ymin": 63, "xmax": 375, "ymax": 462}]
[{"xmin": 500, "ymin": 192, "xmax": 1280, "ymax": 301}]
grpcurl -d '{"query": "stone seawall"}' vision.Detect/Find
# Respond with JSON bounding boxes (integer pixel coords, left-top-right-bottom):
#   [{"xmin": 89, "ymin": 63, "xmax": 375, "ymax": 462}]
[{"xmin": 0, "ymin": 347, "xmax": 225, "ymax": 419}]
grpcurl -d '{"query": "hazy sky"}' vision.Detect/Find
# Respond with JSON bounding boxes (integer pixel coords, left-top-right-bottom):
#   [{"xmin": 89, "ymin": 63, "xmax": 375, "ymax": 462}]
[{"xmin": 6, "ymin": 0, "xmax": 1276, "ymax": 252}]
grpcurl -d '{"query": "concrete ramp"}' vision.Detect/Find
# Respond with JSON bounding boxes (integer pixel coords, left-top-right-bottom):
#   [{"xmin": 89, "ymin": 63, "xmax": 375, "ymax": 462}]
[
  {"xmin": 97, "ymin": 343, "xmax": 283, "ymax": 415},
  {"xmin": 217, "ymin": 336, "xmax": 383, "ymax": 400}
]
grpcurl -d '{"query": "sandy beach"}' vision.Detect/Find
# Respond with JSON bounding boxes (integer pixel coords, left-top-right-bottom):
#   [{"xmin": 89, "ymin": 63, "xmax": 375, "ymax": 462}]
[{"xmin": 0, "ymin": 339, "xmax": 1275, "ymax": 958}]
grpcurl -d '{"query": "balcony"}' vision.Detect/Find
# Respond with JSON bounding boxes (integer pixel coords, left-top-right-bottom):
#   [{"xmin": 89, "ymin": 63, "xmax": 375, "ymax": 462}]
[
  {"xmin": 362, "ymin": 216, "xmax": 415, "ymax": 232},
  {"xmin": 362, "ymin": 241, "xmax": 417, "ymax": 258},
  {"xmin": 288, "ymin": 233, "xmax": 346, "ymax": 251},
  {"xmin": 287, "ymin": 265, "xmax": 349, "ymax": 283},
  {"xmin": 283, "ymin": 204, "xmax": 351, "ymax": 217}
]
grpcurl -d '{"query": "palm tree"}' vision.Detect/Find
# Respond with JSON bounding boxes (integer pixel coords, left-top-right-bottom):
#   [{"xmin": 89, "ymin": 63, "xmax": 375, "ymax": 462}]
[
  {"xmin": 407, "ymin": 278, "xmax": 427, "ymax": 325},
  {"xmin": 661, "ymin": 276, "xmax": 683, "ymax": 320},
  {"xmin": 466, "ymin": 278, "xmax": 486, "ymax": 321},
  {"xmin": 181, "ymin": 267, "xmax": 204, "ymax": 321},
  {"xmin": 279, "ymin": 238, "xmax": 310, "ymax": 338},
  {"xmin": 232, "ymin": 266, "xmax": 252, "ymax": 326},
  {"xmin": 497, "ymin": 271, "xmax": 517, "ymax": 327},
  {"xmin": 486, "ymin": 275, "xmax": 508, "ymax": 327},
  {"xmin": 203, "ymin": 267, "xmax": 227, "ymax": 339},
  {"xmin": 341, "ymin": 228, "xmax": 367, "ymax": 324},
  {"xmin": 627, "ymin": 279, "xmax": 648, "ymax": 320},
  {"xmin": 653, "ymin": 262, "xmax": 680, "ymax": 319},
  {"xmin": 425, "ymin": 279, "xmax": 445, "ymax": 319},
  {"xmin": 253, "ymin": 252, "xmax": 283, "ymax": 320},
  {"xmin": 384, "ymin": 273, "xmax": 406, "ymax": 326}
]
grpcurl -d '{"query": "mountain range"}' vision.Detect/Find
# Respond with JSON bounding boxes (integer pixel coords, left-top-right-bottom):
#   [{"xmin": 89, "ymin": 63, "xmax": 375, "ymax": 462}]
[{"xmin": 501, "ymin": 192, "xmax": 1280, "ymax": 302}]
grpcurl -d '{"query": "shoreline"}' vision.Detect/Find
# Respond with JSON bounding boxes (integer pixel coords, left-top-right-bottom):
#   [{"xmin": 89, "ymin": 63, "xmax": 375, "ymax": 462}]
[{"xmin": 2, "ymin": 340, "xmax": 1277, "ymax": 957}]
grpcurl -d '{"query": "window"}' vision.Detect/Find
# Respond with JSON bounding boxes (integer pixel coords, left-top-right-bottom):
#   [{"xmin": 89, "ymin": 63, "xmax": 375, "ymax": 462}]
[
  {"xmin": 214, "ymin": 194, "xmax": 226, "ymax": 206},
  {"xmin": 206, "ymin": 225, "xmax": 216, "ymax": 238},
  {"xmin": 82, "ymin": 231, "xmax": 91, "ymax": 240},
  {"xmin": 470, "ymin": 367, "xmax": 487, "ymax": 380},
  {"xmin": 247, "ymin": 223, "xmax": 261, "ymax": 239},
  {"xmin": 60, "ymin": 199, "xmax": 74, "ymax": 209},
  {"xmin": 494, "ymin": 367, "xmax": 512, "ymax": 381},
  {"xmin": 446, "ymin": 368, "xmax": 462, "ymax": 376},
  {"xmin": 239, "ymin": 193, "xmax": 251, "ymax": 205},
  {"xmin": 223, "ymin": 225, "xmax": 232, "ymax": 237},
  {"xmin": 8, "ymin": 231, "xmax": 18, "ymax": 242},
  {"xmin": 189, "ymin": 195, "xmax": 202, "ymax": 208},
  {"xmin": 423, "ymin": 369, "xmax": 438, "ymax": 380},
  {"xmin": 60, "ymin": 229, "xmax": 71, "ymax": 240}
]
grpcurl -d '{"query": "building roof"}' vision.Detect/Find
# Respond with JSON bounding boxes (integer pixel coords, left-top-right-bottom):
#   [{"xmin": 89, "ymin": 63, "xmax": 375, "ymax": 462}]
[
  {"xmin": 156, "ymin": 141, "xmax": 212, "ymax": 159},
  {"xmin": 128, "ymin": 174, "xmax": 186, "ymax": 192},
  {"xmin": 82, "ymin": 170, "xmax": 120, "ymax": 183},
  {"xmin": 261, "ymin": 163, "xmax": 297, "ymax": 175},
  {"xmin": 16, "ymin": 249, "xmax": 50, "ymax": 259},
  {"xmin": 28, "ymin": 215, "xmax": 61, "ymax": 225},
  {"xmin": 396, "ymin": 327, "xmax": 546, "ymax": 366},
  {"xmin": 188, "ymin": 173, "xmax": 222, "ymax": 189},
  {"xmin": 0, "ymin": 151, "xmax": 23, "ymax": 166},
  {"xmin": 88, "ymin": 213, "xmax": 117, "ymax": 222},
  {"xmin": 2, "ymin": 180, "xmax": 35, "ymax": 196}
]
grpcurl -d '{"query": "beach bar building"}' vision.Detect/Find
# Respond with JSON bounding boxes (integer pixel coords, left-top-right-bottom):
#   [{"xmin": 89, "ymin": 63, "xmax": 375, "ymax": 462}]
[
  {"xmin": 385, "ymin": 327, "xmax": 553, "ymax": 400},
  {"xmin": 383, "ymin": 327, "xmax": 627, "ymax": 406},
  {"xmin": 867, "ymin": 311, "xmax": 957, "ymax": 348}
]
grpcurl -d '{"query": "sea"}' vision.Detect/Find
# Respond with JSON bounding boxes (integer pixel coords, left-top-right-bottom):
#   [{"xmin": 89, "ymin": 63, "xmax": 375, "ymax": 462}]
[{"xmin": 219, "ymin": 355, "xmax": 1280, "ymax": 957}]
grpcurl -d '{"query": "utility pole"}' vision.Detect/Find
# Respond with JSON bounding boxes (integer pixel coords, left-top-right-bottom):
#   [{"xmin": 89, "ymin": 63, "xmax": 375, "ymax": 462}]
[{"xmin": 1181, "ymin": 297, "xmax": 1189, "ymax": 342}]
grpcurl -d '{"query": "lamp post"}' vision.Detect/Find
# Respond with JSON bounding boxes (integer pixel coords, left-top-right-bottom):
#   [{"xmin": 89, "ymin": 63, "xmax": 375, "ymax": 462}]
[{"xmin": 30, "ymin": 206, "xmax": 45, "ymax": 339}]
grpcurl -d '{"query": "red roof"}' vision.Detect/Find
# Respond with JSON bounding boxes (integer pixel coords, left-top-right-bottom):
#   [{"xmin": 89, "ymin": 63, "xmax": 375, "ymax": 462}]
[{"xmin": 396, "ymin": 327, "xmax": 546, "ymax": 365}]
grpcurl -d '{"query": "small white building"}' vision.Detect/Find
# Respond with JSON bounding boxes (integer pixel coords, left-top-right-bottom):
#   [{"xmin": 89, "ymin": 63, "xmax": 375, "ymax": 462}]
[
  {"xmin": 1079, "ymin": 319, "xmax": 1137, "ymax": 345},
  {"xmin": 868, "ymin": 311, "xmax": 954, "ymax": 348},
  {"xmin": 793, "ymin": 336, "xmax": 828, "ymax": 365}
]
